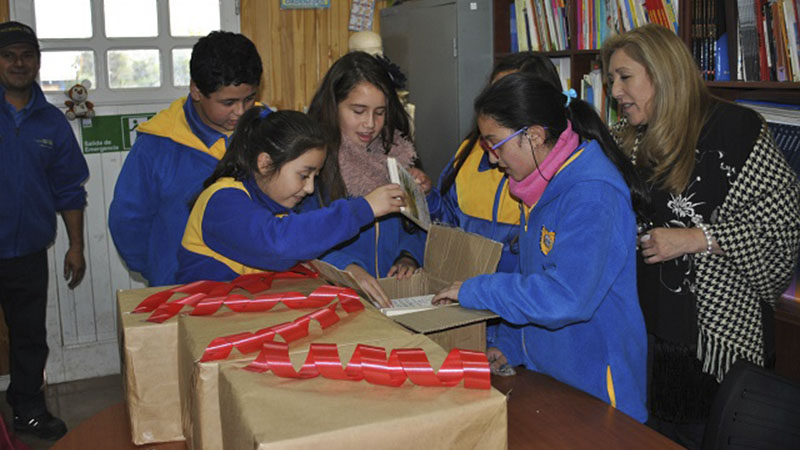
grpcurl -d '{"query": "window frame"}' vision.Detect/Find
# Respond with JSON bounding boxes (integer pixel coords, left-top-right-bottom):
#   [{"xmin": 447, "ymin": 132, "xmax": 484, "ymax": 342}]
[{"xmin": 11, "ymin": 0, "xmax": 240, "ymax": 106}]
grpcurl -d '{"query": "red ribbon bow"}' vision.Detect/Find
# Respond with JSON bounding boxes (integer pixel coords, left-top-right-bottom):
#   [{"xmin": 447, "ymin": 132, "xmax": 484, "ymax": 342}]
[
  {"xmin": 199, "ymin": 288, "xmax": 362, "ymax": 362},
  {"xmin": 133, "ymin": 265, "xmax": 318, "ymax": 323},
  {"xmin": 245, "ymin": 342, "xmax": 491, "ymax": 389}
]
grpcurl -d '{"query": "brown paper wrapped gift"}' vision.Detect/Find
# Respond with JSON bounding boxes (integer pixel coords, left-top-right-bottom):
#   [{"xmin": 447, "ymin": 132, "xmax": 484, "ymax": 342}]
[
  {"xmin": 178, "ymin": 281, "xmax": 413, "ymax": 450},
  {"xmin": 218, "ymin": 334, "xmax": 508, "ymax": 450},
  {"xmin": 118, "ymin": 286, "xmax": 185, "ymax": 444},
  {"xmin": 118, "ymin": 277, "xmax": 326, "ymax": 445}
]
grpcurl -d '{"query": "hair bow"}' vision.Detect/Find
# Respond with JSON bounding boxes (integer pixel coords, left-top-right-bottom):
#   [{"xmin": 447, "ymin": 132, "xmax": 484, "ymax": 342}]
[
  {"xmin": 259, "ymin": 107, "xmax": 272, "ymax": 119},
  {"xmin": 562, "ymin": 88, "xmax": 578, "ymax": 107}
]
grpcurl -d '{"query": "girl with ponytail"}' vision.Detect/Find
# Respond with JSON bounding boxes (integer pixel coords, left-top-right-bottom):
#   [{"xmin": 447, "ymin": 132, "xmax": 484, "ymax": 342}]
[{"xmin": 433, "ymin": 72, "xmax": 648, "ymax": 423}]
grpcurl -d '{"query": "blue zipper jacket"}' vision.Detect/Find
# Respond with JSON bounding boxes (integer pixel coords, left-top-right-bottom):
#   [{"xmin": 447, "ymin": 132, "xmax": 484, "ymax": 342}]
[
  {"xmin": 0, "ymin": 83, "xmax": 88, "ymax": 258},
  {"xmin": 459, "ymin": 141, "xmax": 648, "ymax": 423},
  {"xmin": 176, "ymin": 177, "xmax": 375, "ymax": 282},
  {"xmin": 427, "ymin": 140, "xmax": 521, "ymax": 273},
  {"xmin": 108, "ymin": 97, "xmax": 228, "ymax": 286},
  {"xmin": 320, "ymin": 212, "xmax": 425, "ymax": 278}
]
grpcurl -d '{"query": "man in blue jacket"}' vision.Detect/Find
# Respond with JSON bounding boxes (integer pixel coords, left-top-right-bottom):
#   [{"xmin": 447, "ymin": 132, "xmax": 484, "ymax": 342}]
[
  {"xmin": 0, "ymin": 21, "xmax": 88, "ymax": 440},
  {"xmin": 108, "ymin": 31, "xmax": 262, "ymax": 286}
]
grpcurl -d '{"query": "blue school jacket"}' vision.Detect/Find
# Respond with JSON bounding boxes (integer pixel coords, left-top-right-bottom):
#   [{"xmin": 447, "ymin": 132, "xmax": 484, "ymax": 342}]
[
  {"xmin": 427, "ymin": 140, "xmax": 521, "ymax": 273},
  {"xmin": 176, "ymin": 177, "xmax": 375, "ymax": 282},
  {"xmin": 459, "ymin": 140, "xmax": 648, "ymax": 423},
  {"xmin": 320, "ymin": 212, "xmax": 426, "ymax": 278},
  {"xmin": 108, "ymin": 97, "xmax": 228, "ymax": 286},
  {"xmin": 0, "ymin": 83, "xmax": 88, "ymax": 258}
]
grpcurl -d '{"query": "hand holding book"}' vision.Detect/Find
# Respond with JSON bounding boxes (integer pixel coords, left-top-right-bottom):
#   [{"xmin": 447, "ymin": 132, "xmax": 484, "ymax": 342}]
[
  {"xmin": 407, "ymin": 167, "xmax": 433, "ymax": 193},
  {"xmin": 363, "ymin": 183, "xmax": 406, "ymax": 217}
]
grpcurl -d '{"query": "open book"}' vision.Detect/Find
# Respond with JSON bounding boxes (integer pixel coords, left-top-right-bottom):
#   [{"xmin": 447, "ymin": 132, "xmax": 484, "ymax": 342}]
[
  {"xmin": 380, "ymin": 294, "xmax": 456, "ymax": 317},
  {"xmin": 387, "ymin": 157, "xmax": 431, "ymax": 230}
]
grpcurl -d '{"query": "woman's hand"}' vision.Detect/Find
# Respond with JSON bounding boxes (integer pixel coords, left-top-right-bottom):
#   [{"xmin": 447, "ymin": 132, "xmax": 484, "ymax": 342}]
[
  {"xmin": 639, "ymin": 227, "xmax": 718, "ymax": 263},
  {"xmin": 364, "ymin": 184, "xmax": 405, "ymax": 218},
  {"xmin": 387, "ymin": 255, "xmax": 419, "ymax": 280},
  {"xmin": 408, "ymin": 167, "xmax": 433, "ymax": 194},
  {"xmin": 346, "ymin": 263, "xmax": 392, "ymax": 308},
  {"xmin": 432, "ymin": 281, "xmax": 462, "ymax": 305}
]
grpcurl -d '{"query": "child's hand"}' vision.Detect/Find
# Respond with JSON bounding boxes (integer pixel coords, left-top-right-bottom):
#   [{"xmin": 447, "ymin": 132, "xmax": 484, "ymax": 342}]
[
  {"xmin": 387, "ymin": 255, "xmax": 418, "ymax": 280},
  {"xmin": 365, "ymin": 183, "xmax": 405, "ymax": 217},
  {"xmin": 432, "ymin": 281, "xmax": 462, "ymax": 305},
  {"xmin": 408, "ymin": 167, "xmax": 433, "ymax": 194},
  {"xmin": 486, "ymin": 347, "xmax": 515, "ymax": 376},
  {"xmin": 346, "ymin": 264, "xmax": 392, "ymax": 308}
]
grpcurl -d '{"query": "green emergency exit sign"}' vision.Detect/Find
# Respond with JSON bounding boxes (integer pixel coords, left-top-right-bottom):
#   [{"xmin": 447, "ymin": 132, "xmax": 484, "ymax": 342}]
[{"xmin": 80, "ymin": 113, "xmax": 155, "ymax": 154}]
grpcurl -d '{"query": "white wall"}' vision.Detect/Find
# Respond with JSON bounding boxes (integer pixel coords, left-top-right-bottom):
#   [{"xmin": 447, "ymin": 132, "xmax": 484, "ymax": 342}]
[{"xmin": 1, "ymin": 101, "xmax": 172, "ymax": 388}]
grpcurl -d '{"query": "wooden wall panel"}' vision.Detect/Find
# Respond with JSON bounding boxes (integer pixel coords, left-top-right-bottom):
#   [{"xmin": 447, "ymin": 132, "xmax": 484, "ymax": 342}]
[
  {"xmin": 0, "ymin": 0, "xmax": 8, "ymax": 23},
  {"xmin": 241, "ymin": 0, "xmax": 386, "ymax": 111}
]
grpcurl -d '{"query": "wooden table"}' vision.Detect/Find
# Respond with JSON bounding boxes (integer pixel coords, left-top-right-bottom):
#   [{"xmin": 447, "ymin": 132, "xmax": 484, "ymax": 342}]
[
  {"xmin": 492, "ymin": 369, "xmax": 681, "ymax": 449},
  {"xmin": 51, "ymin": 368, "xmax": 679, "ymax": 449}
]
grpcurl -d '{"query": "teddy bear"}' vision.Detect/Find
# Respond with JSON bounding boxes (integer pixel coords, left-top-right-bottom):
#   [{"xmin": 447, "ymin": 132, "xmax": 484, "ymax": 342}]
[{"xmin": 64, "ymin": 80, "xmax": 95, "ymax": 120}]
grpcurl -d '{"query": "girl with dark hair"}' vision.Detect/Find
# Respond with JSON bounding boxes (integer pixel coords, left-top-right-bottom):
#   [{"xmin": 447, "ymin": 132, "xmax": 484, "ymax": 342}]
[
  {"xmin": 433, "ymin": 72, "xmax": 648, "ymax": 423},
  {"xmin": 175, "ymin": 108, "xmax": 406, "ymax": 283},
  {"xmin": 429, "ymin": 52, "xmax": 563, "ymax": 273},
  {"xmin": 307, "ymin": 51, "xmax": 425, "ymax": 307}
]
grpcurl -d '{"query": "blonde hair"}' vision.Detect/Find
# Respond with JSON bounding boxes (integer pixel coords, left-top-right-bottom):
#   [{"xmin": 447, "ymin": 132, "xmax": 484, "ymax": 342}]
[{"xmin": 602, "ymin": 24, "xmax": 712, "ymax": 194}]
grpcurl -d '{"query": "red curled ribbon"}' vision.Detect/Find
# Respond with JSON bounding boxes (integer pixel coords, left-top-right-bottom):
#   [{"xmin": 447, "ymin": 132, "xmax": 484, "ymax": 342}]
[
  {"xmin": 133, "ymin": 265, "xmax": 319, "ymax": 323},
  {"xmin": 198, "ymin": 288, "xmax": 362, "ymax": 362},
  {"xmin": 244, "ymin": 342, "xmax": 491, "ymax": 389}
]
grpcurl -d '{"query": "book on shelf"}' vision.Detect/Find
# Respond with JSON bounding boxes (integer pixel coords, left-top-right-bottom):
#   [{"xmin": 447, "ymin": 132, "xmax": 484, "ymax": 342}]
[
  {"xmin": 734, "ymin": 0, "xmax": 800, "ymax": 82},
  {"xmin": 551, "ymin": 56, "xmax": 571, "ymax": 89},
  {"xmin": 736, "ymin": 99, "xmax": 800, "ymax": 178},
  {"xmin": 737, "ymin": 0, "xmax": 761, "ymax": 81},
  {"xmin": 510, "ymin": 1, "xmax": 520, "ymax": 52},
  {"xmin": 783, "ymin": 0, "xmax": 800, "ymax": 81},
  {"xmin": 387, "ymin": 157, "xmax": 431, "ymax": 231},
  {"xmin": 715, "ymin": 32, "xmax": 731, "ymax": 81}
]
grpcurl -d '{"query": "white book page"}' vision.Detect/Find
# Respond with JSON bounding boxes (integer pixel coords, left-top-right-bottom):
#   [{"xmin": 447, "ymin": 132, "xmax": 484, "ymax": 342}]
[
  {"xmin": 380, "ymin": 294, "xmax": 455, "ymax": 317},
  {"xmin": 387, "ymin": 157, "xmax": 431, "ymax": 230}
]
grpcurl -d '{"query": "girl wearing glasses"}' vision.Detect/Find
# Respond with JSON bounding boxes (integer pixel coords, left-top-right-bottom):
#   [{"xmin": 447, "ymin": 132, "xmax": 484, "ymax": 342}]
[
  {"xmin": 433, "ymin": 72, "xmax": 649, "ymax": 423},
  {"xmin": 175, "ymin": 108, "xmax": 406, "ymax": 283},
  {"xmin": 428, "ymin": 52, "xmax": 563, "ymax": 274},
  {"xmin": 307, "ymin": 51, "xmax": 426, "ymax": 307}
]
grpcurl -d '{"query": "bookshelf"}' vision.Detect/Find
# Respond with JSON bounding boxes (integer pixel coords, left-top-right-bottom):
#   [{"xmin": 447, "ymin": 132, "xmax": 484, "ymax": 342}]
[{"xmin": 492, "ymin": 0, "xmax": 800, "ymax": 105}]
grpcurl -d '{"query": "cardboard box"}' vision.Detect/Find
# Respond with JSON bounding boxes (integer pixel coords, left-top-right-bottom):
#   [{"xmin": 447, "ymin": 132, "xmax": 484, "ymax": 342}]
[
  {"xmin": 312, "ymin": 225, "xmax": 502, "ymax": 352},
  {"xmin": 117, "ymin": 277, "xmax": 326, "ymax": 445},
  {"xmin": 218, "ymin": 333, "xmax": 508, "ymax": 450},
  {"xmin": 178, "ymin": 281, "xmax": 414, "ymax": 450},
  {"xmin": 118, "ymin": 286, "xmax": 186, "ymax": 445}
]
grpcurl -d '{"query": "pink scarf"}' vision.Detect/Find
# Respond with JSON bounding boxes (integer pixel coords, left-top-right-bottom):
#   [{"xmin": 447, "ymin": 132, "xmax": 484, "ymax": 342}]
[
  {"xmin": 338, "ymin": 131, "xmax": 417, "ymax": 196},
  {"xmin": 509, "ymin": 121, "xmax": 580, "ymax": 207}
]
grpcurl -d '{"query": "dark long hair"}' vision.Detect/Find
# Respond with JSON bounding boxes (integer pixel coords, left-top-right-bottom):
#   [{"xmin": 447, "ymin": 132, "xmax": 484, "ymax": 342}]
[
  {"xmin": 474, "ymin": 72, "xmax": 647, "ymax": 212},
  {"xmin": 307, "ymin": 51, "xmax": 411, "ymax": 202},
  {"xmin": 204, "ymin": 108, "xmax": 326, "ymax": 188},
  {"xmin": 439, "ymin": 52, "xmax": 562, "ymax": 194}
]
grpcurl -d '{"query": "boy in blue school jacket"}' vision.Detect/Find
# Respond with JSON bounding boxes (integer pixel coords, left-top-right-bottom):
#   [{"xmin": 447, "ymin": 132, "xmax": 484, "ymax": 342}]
[{"xmin": 108, "ymin": 31, "xmax": 262, "ymax": 286}]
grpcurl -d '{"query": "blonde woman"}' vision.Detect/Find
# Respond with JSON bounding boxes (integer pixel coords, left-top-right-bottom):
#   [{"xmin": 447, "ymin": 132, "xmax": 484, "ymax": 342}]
[{"xmin": 603, "ymin": 24, "xmax": 800, "ymax": 448}]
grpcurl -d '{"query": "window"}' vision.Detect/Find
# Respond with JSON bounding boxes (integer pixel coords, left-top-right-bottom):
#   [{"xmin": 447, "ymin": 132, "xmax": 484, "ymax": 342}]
[{"xmin": 12, "ymin": 0, "xmax": 239, "ymax": 105}]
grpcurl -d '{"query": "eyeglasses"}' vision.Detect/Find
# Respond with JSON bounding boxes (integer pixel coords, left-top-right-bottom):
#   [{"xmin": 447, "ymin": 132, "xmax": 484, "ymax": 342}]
[{"xmin": 479, "ymin": 127, "xmax": 528, "ymax": 158}]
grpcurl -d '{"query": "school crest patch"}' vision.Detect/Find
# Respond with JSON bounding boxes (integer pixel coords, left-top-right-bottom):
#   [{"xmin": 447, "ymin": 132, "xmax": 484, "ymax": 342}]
[{"xmin": 540, "ymin": 226, "xmax": 555, "ymax": 255}]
